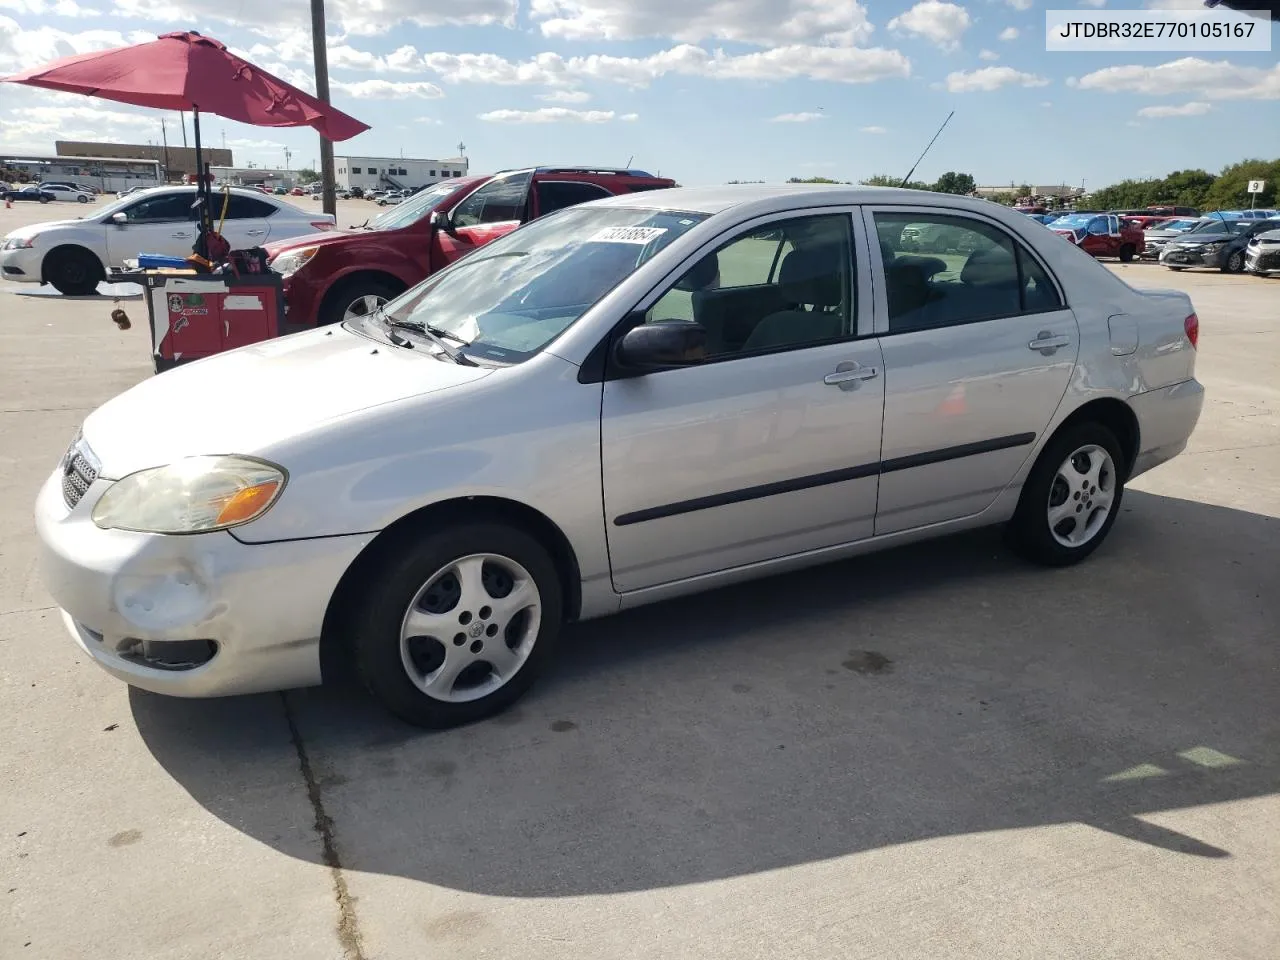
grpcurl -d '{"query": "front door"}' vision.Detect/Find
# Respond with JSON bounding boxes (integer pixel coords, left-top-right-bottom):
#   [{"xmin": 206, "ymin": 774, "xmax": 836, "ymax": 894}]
[
  {"xmin": 433, "ymin": 169, "xmax": 534, "ymax": 270},
  {"xmin": 601, "ymin": 210, "xmax": 885, "ymax": 593},
  {"xmin": 867, "ymin": 207, "xmax": 1078, "ymax": 535},
  {"xmin": 105, "ymin": 191, "xmax": 196, "ymax": 264}
]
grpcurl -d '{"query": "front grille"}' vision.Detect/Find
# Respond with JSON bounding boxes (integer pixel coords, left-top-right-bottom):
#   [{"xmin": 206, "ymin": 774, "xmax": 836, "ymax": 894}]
[{"xmin": 61, "ymin": 444, "xmax": 99, "ymax": 509}]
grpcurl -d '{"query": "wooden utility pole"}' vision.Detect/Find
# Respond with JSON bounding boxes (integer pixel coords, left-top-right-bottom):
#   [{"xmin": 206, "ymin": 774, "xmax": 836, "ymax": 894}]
[{"xmin": 310, "ymin": 0, "xmax": 337, "ymax": 217}]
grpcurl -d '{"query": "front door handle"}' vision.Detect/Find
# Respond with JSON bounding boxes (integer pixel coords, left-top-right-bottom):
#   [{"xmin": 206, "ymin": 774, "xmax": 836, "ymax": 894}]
[
  {"xmin": 824, "ymin": 363, "xmax": 879, "ymax": 389},
  {"xmin": 1029, "ymin": 331, "xmax": 1070, "ymax": 353},
  {"xmin": 171, "ymin": 231, "xmax": 191, "ymax": 238},
  {"xmin": 246, "ymin": 229, "xmax": 266, "ymax": 237}
]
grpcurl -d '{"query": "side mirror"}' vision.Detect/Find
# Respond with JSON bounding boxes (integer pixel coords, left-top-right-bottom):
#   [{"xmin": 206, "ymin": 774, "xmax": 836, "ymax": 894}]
[
  {"xmin": 429, "ymin": 209, "xmax": 462, "ymax": 239},
  {"xmin": 110, "ymin": 212, "xmax": 128, "ymax": 225},
  {"xmin": 615, "ymin": 319, "xmax": 709, "ymax": 371}
]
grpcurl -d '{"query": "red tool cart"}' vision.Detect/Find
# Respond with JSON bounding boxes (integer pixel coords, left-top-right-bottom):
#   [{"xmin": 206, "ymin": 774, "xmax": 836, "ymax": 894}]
[{"xmin": 110, "ymin": 267, "xmax": 290, "ymax": 373}]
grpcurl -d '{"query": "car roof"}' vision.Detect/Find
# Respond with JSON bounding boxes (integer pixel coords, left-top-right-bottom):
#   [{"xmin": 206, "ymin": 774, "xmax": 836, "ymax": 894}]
[{"xmin": 583, "ymin": 183, "xmax": 1020, "ymax": 217}]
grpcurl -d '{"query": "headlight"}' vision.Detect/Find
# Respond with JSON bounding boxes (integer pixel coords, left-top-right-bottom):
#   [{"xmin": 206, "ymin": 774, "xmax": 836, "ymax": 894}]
[
  {"xmin": 3, "ymin": 235, "xmax": 37, "ymax": 250},
  {"xmin": 269, "ymin": 246, "xmax": 319, "ymax": 277},
  {"xmin": 92, "ymin": 455, "xmax": 286, "ymax": 534},
  {"xmin": 1198, "ymin": 242, "xmax": 1223, "ymax": 252}
]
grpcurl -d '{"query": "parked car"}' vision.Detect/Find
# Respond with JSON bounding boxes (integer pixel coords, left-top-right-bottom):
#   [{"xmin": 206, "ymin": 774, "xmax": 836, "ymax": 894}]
[
  {"xmin": 265, "ymin": 166, "xmax": 679, "ymax": 327},
  {"xmin": 273, "ymin": 186, "xmax": 288, "ymax": 195},
  {"xmin": 291, "ymin": 187, "xmax": 306, "ymax": 196},
  {"xmin": 41, "ymin": 180, "xmax": 97, "ymax": 195},
  {"xmin": 1048, "ymin": 213, "xmax": 1145, "ymax": 261},
  {"xmin": 1245, "ymin": 226, "xmax": 1280, "ymax": 276},
  {"xmin": 377, "ymin": 190, "xmax": 405, "ymax": 206},
  {"xmin": 1, "ymin": 186, "xmax": 337, "ymax": 295},
  {"xmin": 1140, "ymin": 217, "xmax": 1203, "ymax": 260},
  {"xmin": 35, "ymin": 184, "xmax": 1205, "ymax": 727},
  {"xmin": 115, "ymin": 185, "xmax": 149, "ymax": 199},
  {"xmin": 3, "ymin": 185, "xmax": 55, "ymax": 204},
  {"xmin": 1159, "ymin": 216, "xmax": 1280, "ymax": 273},
  {"xmin": 1107, "ymin": 210, "xmax": 1170, "ymax": 230},
  {"xmin": 34, "ymin": 183, "xmax": 97, "ymax": 204}
]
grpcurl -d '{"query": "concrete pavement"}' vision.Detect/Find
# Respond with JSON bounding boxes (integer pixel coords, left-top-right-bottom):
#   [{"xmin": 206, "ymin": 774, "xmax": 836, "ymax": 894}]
[{"xmin": 1, "ymin": 246, "xmax": 1278, "ymax": 959}]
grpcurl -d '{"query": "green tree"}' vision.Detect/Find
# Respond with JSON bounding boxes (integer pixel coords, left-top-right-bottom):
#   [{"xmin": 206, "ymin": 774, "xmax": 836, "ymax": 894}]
[
  {"xmin": 859, "ymin": 173, "xmax": 933, "ymax": 191},
  {"xmin": 295, "ymin": 167, "xmax": 319, "ymax": 184},
  {"xmin": 933, "ymin": 171, "xmax": 976, "ymax": 195},
  {"xmin": 786, "ymin": 176, "xmax": 844, "ymax": 183},
  {"xmin": 1203, "ymin": 158, "xmax": 1280, "ymax": 210}
]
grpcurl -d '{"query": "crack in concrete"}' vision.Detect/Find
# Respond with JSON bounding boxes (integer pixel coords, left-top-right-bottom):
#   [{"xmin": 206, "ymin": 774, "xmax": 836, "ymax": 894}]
[{"xmin": 281, "ymin": 692, "xmax": 366, "ymax": 960}]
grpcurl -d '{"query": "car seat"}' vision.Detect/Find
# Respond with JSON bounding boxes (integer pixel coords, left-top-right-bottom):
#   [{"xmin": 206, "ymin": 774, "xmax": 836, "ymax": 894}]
[{"xmin": 739, "ymin": 245, "xmax": 846, "ymax": 352}]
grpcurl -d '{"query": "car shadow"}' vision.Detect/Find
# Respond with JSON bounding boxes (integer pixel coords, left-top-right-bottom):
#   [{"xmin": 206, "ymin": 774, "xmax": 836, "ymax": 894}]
[
  {"xmin": 10, "ymin": 282, "xmax": 143, "ymax": 301},
  {"xmin": 131, "ymin": 490, "xmax": 1280, "ymax": 897}
]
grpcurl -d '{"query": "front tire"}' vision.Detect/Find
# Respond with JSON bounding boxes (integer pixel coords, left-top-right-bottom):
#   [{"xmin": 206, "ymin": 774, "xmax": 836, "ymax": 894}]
[
  {"xmin": 317, "ymin": 277, "xmax": 401, "ymax": 326},
  {"xmin": 353, "ymin": 522, "xmax": 564, "ymax": 728},
  {"xmin": 1007, "ymin": 421, "xmax": 1126, "ymax": 567},
  {"xmin": 1222, "ymin": 250, "xmax": 1245, "ymax": 274},
  {"xmin": 46, "ymin": 247, "xmax": 104, "ymax": 296},
  {"xmin": 77, "ymin": 194, "xmax": 89, "ymax": 203},
  {"xmin": 1118, "ymin": 244, "xmax": 1135, "ymax": 262}
]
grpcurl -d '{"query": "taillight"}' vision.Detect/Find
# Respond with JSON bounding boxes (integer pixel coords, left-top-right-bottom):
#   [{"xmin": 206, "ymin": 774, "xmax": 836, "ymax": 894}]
[
  {"xmin": 310, "ymin": 221, "xmax": 334, "ymax": 231},
  {"xmin": 1184, "ymin": 312, "xmax": 1199, "ymax": 349}
]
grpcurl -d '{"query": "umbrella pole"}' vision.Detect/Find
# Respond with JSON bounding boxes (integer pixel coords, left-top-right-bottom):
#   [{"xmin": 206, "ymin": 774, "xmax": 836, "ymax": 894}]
[{"xmin": 191, "ymin": 105, "xmax": 210, "ymax": 259}]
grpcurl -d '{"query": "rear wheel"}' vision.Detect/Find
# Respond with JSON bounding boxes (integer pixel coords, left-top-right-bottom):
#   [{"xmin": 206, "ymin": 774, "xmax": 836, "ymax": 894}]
[
  {"xmin": 1007, "ymin": 421, "xmax": 1125, "ymax": 567},
  {"xmin": 353, "ymin": 522, "xmax": 564, "ymax": 728},
  {"xmin": 46, "ymin": 247, "xmax": 104, "ymax": 296},
  {"xmin": 318, "ymin": 277, "xmax": 402, "ymax": 326},
  {"xmin": 39, "ymin": 195, "xmax": 50, "ymax": 204}
]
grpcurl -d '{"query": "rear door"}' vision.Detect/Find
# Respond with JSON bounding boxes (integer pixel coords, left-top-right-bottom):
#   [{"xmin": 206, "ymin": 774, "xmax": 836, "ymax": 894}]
[
  {"xmin": 867, "ymin": 206, "xmax": 1078, "ymax": 535},
  {"xmin": 104, "ymin": 191, "xmax": 196, "ymax": 264},
  {"xmin": 531, "ymin": 180, "xmax": 612, "ymax": 219},
  {"xmin": 216, "ymin": 193, "xmax": 275, "ymax": 247}
]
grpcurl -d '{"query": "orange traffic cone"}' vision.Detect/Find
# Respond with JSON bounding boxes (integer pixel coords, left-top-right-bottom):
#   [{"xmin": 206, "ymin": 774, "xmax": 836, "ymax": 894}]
[{"xmin": 4, "ymin": 196, "xmax": 11, "ymax": 209}]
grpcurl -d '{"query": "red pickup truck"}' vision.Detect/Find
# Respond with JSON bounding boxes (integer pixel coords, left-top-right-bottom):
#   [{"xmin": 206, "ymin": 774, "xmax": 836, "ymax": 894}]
[
  {"xmin": 265, "ymin": 166, "xmax": 677, "ymax": 327},
  {"xmin": 1048, "ymin": 213, "xmax": 1145, "ymax": 261}
]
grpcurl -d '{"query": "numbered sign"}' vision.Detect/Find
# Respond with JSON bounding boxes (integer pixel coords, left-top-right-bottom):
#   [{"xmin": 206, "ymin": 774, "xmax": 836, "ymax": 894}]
[{"xmin": 1247, "ymin": 180, "xmax": 1266, "ymax": 194}]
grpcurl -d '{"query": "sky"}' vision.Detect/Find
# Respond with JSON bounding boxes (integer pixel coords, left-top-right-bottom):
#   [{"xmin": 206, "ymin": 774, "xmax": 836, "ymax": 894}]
[{"xmin": 0, "ymin": 0, "xmax": 1277, "ymax": 190}]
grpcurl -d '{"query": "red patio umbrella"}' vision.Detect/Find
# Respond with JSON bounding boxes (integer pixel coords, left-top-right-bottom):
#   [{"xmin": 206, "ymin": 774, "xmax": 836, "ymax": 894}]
[{"xmin": 2, "ymin": 31, "xmax": 370, "ymax": 256}]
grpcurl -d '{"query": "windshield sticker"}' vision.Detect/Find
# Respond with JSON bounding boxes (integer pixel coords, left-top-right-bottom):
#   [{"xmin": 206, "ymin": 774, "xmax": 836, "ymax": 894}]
[{"xmin": 589, "ymin": 226, "xmax": 669, "ymax": 245}]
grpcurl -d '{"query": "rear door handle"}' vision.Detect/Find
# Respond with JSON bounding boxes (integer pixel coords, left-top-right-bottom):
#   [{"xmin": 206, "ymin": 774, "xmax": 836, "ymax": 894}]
[
  {"xmin": 824, "ymin": 363, "xmax": 879, "ymax": 388},
  {"xmin": 1029, "ymin": 331, "xmax": 1070, "ymax": 353}
]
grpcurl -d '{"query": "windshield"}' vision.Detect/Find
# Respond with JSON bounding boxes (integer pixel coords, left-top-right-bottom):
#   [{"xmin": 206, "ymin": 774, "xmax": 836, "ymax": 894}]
[
  {"xmin": 1187, "ymin": 218, "xmax": 1248, "ymax": 235},
  {"xmin": 367, "ymin": 181, "xmax": 465, "ymax": 230},
  {"xmin": 358, "ymin": 205, "xmax": 709, "ymax": 364}
]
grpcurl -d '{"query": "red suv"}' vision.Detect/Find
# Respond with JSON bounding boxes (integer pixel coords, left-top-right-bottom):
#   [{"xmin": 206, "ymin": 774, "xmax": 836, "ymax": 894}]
[{"xmin": 265, "ymin": 166, "xmax": 677, "ymax": 327}]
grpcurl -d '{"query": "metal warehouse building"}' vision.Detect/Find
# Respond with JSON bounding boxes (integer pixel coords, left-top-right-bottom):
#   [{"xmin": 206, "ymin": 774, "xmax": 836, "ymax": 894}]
[{"xmin": 334, "ymin": 155, "xmax": 470, "ymax": 192}]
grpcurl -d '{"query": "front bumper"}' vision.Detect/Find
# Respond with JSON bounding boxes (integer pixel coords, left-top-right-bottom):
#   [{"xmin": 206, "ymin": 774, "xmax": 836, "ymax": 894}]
[
  {"xmin": 1128, "ymin": 379, "xmax": 1205, "ymax": 481},
  {"xmin": 1245, "ymin": 246, "xmax": 1280, "ymax": 275},
  {"xmin": 1, "ymin": 246, "xmax": 42, "ymax": 282},
  {"xmin": 1159, "ymin": 245, "xmax": 1225, "ymax": 269},
  {"xmin": 34, "ymin": 468, "xmax": 373, "ymax": 697}
]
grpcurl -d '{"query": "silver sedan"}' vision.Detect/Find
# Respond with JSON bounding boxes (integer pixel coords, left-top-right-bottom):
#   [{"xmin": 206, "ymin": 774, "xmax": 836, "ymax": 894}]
[{"xmin": 35, "ymin": 184, "xmax": 1205, "ymax": 727}]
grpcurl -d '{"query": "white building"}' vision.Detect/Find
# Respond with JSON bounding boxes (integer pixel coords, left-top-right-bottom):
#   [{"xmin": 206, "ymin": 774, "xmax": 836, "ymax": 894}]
[{"xmin": 334, "ymin": 155, "xmax": 470, "ymax": 192}]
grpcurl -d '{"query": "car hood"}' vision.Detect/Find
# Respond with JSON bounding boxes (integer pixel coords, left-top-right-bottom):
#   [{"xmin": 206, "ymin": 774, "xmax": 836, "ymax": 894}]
[
  {"xmin": 81, "ymin": 324, "xmax": 491, "ymax": 478},
  {"xmin": 263, "ymin": 228, "xmax": 369, "ymax": 257},
  {"xmin": 4, "ymin": 217, "xmax": 89, "ymax": 239},
  {"xmin": 1169, "ymin": 232, "xmax": 1234, "ymax": 244},
  {"xmin": 1250, "ymin": 229, "xmax": 1280, "ymax": 242}
]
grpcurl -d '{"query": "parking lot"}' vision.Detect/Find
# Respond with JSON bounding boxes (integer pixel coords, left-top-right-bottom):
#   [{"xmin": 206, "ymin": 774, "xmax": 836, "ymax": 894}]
[{"xmin": 2, "ymin": 197, "xmax": 1278, "ymax": 960}]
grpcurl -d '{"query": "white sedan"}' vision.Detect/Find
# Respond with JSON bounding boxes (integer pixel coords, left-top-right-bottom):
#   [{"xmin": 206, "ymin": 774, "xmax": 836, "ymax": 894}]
[
  {"xmin": 34, "ymin": 184, "xmax": 1204, "ymax": 727},
  {"xmin": 42, "ymin": 184, "xmax": 96, "ymax": 203},
  {"xmin": 1, "ymin": 186, "xmax": 337, "ymax": 295}
]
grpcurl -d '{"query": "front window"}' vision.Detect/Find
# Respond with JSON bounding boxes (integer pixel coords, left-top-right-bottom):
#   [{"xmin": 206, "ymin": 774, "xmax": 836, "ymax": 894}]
[
  {"xmin": 355, "ymin": 205, "xmax": 709, "ymax": 363},
  {"xmin": 367, "ymin": 180, "xmax": 465, "ymax": 230},
  {"xmin": 451, "ymin": 170, "xmax": 534, "ymax": 228}
]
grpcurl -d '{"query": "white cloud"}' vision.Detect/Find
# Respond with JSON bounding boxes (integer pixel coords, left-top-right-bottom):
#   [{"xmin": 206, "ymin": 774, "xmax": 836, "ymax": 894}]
[
  {"xmin": 330, "ymin": 79, "xmax": 444, "ymax": 99},
  {"xmin": 526, "ymin": 0, "xmax": 875, "ymax": 47},
  {"xmin": 538, "ymin": 89, "xmax": 591, "ymax": 103},
  {"xmin": 944, "ymin": 66, "xmax": 1049, "ymax": 92},
  {"xmin": 1136, "ymin": 100, "xmax": 1211, "ymax": 118},
  {"xmin": 413, "ymin": 116, "xmax": 444, "ymax": 124},
  {"xmin": 770, "ymin": 111, "xmax": 825, "ymax": 122},
  {"xmin": 860, "ymin": 125, "xmax": 887, "ymax": 133},
  {"xmin": 978, "ymin": 48, "xmax": 999, "ymax": 60},
  {"xmin": 1004, "ymin": 0, "xmax": 1032, "ymax": 8},
  {"xmin": 225, "ymin": 137, "xmax": 288, "ymax": 151},
  {"xmin": 1075, "ymin": 58, "xmax": 1280, "ymax": 100},
  {"xmin": 887, "ymin": 0, "xmax": 971, "ymax": 50},
  {"xmin": 1079, "ymin": 0, "xmax": 1106, "ymax": 6},
  {"xmin": 424, "ymin": 43, "xmax": 911, "ymax": 88},
  {"xmin": 999, "ymin": 26, "xmax": 1019, "ymax": 41},
  {"xmin": 0, "ymin": 16, "xmax": 135, "ymax": 72},
  {"xmin": 0, "ymin": 0, "xmax": 99, "ymax": 14},
  {"xmin": 478, "ymin": 107, "xmax": 631, "ymax": 123}
]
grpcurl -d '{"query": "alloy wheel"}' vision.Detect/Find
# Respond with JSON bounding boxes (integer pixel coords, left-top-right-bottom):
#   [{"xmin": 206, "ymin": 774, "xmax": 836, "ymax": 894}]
[
  {"xmin": 1046, "ymin": 444, "xmax": 1116, "ymax": 548},
  {"xmin": 343, "ymin": 293, "xmax": 387, "ymax": 321}
]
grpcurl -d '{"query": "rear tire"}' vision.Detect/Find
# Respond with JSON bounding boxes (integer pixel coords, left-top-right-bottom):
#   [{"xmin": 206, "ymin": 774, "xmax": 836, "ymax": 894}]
[
  {"xmin": 353, "ymin": 522, "xmax": 564, "ymax": 728},
  {"xmin": 46, "ymin": 247, "xmax": 104, "ymax": 296},
  {"xmin": 1006, "ymin": 421, "xmax": 1126, "ymax": 567}
]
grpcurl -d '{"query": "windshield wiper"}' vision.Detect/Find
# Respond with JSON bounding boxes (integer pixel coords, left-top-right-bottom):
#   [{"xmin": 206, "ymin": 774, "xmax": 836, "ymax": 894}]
[{"xmin": 387, "ymin": 318, "xmax": 477, "ymax": 365}]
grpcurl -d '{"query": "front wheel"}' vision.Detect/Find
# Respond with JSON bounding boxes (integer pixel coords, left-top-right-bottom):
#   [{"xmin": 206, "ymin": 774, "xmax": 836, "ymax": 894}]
[
  {"xmin": 1006, "ymin": 421, "xmax": 1126, "ymax": 567},
  {"xmin": 353, "ymin": 522, "xmax": 564, "ymax": 728},
  {"xmin": 38, "ymin": 195, "xmax": 49, "ymax": 204},
  {"xmin": 1118, "ymin": 244, "xmax": 1135, "ymax": 263},
  {"xmin": 77, "ymin": 194, "xmax": 89, "ymax": 203},
  {"xmin": 46, "ymin": 247, "xmax": 104, "ymax": 296},
  {"xmin": 1166, "ymin": 265, "xmax": 1186, "ymax": 272},
  {"xmin": 318, "ymin": 277, "xmax": 401, "ymax": 326},
  {"xmin": 1222, "ymin": 250, "xmax": 1245, "ymax": 274}
]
